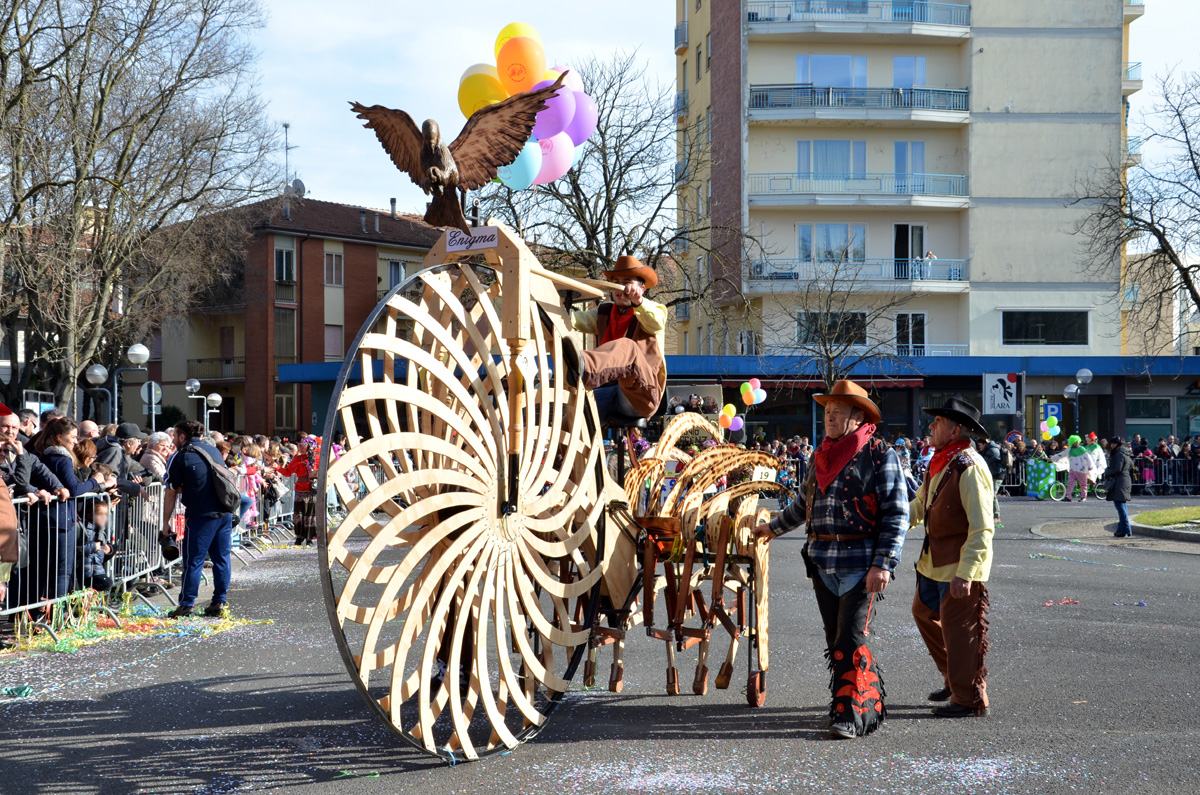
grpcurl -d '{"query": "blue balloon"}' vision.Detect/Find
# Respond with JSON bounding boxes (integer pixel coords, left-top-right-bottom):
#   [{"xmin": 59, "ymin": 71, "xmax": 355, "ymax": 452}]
[{"xmin": 497, "ymin": 140, "xmax": 542, "ymax": 191}]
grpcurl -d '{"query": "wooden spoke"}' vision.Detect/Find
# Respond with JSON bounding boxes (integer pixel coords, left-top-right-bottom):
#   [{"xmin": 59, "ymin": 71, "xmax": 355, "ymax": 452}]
[{"xmin": 319, "ymin": 235, "xmax": 607, "ymax": 761}]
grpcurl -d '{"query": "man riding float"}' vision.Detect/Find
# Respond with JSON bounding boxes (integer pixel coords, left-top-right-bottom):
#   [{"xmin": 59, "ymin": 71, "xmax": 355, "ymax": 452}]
[
  {"xmin": 756, "ymin": 380, "xmax": 909, "ymax": 739},
  {"xmin": 568, "ymin": 255, "xmax": 667, "ymax": 423}
]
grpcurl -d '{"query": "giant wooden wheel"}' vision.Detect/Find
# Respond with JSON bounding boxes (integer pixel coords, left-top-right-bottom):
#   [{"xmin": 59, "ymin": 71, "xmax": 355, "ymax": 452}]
[{"xmin": 318, "ymin": 225, "xmax": 615, "ymax": 760}]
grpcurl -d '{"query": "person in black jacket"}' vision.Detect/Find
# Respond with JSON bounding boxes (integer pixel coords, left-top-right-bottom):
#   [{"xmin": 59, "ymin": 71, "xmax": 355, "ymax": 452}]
[{"xmin": 1104, "ymin": 437, "xmax": 1134, "ymax": 538}]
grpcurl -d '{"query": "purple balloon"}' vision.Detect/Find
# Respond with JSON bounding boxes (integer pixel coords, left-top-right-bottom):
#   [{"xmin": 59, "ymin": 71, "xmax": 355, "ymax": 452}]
[
  {"xmin": 564, "ymin": 91, "xmax": 598, "ymax": 146},
  {"xmin": 531, "ymin": 79, "xmax": 576, "ymax": 140},
  {"xmin": 729, "ymin": 417, "xmax": 744, "ymax": 432}
]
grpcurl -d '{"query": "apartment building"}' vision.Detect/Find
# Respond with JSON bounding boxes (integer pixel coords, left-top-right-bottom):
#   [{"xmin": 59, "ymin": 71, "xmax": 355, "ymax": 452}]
[
  {"xmin": 147, "ymin": 199, "xmax": 440, "ymax": 436},
  {"xmin": 673, "ymin": 0, "xmax": 1182, "ymax": 440}
]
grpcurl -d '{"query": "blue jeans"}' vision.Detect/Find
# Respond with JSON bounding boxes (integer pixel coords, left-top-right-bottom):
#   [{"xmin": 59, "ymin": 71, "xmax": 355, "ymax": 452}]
[
  {"xmin": 180, "ymin": 514, "xmax": 233, "ymax": 608},
  {"xmin": 1114, "ymin": 501, "xmax": 1132, "ymax": 536}
]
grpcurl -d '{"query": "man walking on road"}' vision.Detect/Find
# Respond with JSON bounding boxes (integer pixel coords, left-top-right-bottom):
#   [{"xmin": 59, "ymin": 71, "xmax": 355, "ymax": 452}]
[
  {"xmin": 909, "ymin": 397, "xmax": 995, "ymax": 718},
  {"xmin": 162, "ymin": 420, "xmax": 233, "ymax": 619},
  {"xmin": 757, "ymin": 380, "xmax": 909, "ymax": 739}
]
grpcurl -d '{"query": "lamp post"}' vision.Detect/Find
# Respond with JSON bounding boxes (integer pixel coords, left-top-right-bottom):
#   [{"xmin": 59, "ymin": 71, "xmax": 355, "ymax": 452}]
[
  {"xmin": 205, "ymin": 392, "xmax": 223, "ymax": 436},
  {"xmin": 186, "ymin": 378, "xmax": 206, "ymax": 423},
  {"xmin": 111, "ymin": 343, "xmax": 150, "ymax": 424},
  {"xmin": 85, "ymin": 364, "xmax": 111, "ymax": 422},
  {"xmin": 1063, "ymin": 368, "xmax": 1093, "ymax": 436}
]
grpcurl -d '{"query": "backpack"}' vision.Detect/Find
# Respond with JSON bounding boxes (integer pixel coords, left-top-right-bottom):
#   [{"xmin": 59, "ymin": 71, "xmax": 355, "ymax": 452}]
[{"xmin": 186, "ymin": 443, "xmax": 241, "ymax": 514}]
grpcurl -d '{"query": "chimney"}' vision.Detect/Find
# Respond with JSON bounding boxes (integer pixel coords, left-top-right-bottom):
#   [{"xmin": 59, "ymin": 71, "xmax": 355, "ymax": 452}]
[
  {"xmin": 282, "ymin": 198, "xmax": 290, "ymax": 220},
  {"xmin": 389, "ymin": 198, "xmax": 397, "ymax": 219},
  {"xmin": 359, "ymin": 210, "xmax": 366, "ymax": 232},
  {"xmin": 374, "ymin": 213, "xmax": 380, "ymax": 233}
]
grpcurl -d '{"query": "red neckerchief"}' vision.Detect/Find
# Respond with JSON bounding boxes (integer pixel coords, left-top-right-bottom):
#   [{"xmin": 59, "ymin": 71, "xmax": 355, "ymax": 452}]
[
  {"xmin": 813, "ymin": 422, "xmax": 876, "ymax": 493},
  {"xmin": 928, "ymin": 439, "xmax": 971, "ymax": 479},
  {"xmin": 600, "ymin": 303, "xmax": 637, "ymax": 346}
]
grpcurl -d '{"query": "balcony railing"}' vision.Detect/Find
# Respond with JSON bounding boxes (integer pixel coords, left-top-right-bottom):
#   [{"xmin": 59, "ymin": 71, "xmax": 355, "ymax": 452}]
[
  {"xmin": 1124, "ymin": 62, "xmax": 1142, "ymax": 81},
  {"xmin": 750, "ymin": 258, "xmax": 968, "ymax": 281},
  {"xmin": 765, "ymin": 342, "xmax": 969, "ymax": 357},
  {"xmin": 676, "ymin": 302, "xmax": 691, "ymax": 321},
  {"xmin": 1125, "ymin": 136, "xmax": 1142, "ymax": 156},
  {"xmin": 187, "ymin": 357, "xmax": 245, "ymax": 380},
  {"xmin": 671, "ymin": 232, "xmax": 690, "ymax": 254},
  {"xmin": 674, "ymin": 90, "xmax": 689, "ymax": 119},
  {"xmin": 674, "ymin": 20, "xmax": 688, "ymax": 53},
  {"xmin": 1125, "ymin": 0, "xmax": 1143, "ymax": 5},
  {"xmin": 274, "ymin": 281, "xmax": 296, "ymax": 302},
  {"xmin": 748, "ymin": 1, "xmax": 970, "ymax": 27},
  {"xmin": 750, "ymin": 85, "xmax": 968, "ymax": 112},
  {"xmin": 749, "ymin": 172, "xmax": 969, "ymax": 198},
  {"xmin": 674, "ymin": 160, "xmax": 689, "ymax": 184}
]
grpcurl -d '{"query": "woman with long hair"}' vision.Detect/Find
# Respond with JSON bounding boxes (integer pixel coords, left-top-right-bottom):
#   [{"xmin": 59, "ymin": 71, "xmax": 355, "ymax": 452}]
[{"xmin": 278, "ymin": 436, "xmax": 319, "ymax": 547}]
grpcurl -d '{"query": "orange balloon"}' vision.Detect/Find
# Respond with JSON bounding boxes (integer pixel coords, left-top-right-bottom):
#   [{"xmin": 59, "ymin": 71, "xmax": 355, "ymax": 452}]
[
  {"xmin": 742, "ymin": 391, "xmax": 755, "ymax": 406},
  {"xmin": 497, "ymin": 36, "xmax": 546, "ymax": 96},
  {"xmin": 718, "ymin": 413, "xmax": 732, "ymax": 429}
]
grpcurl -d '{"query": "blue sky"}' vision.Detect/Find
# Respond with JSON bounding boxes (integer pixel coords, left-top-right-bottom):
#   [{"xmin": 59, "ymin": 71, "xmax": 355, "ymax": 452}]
[{"xmin": 256, "ymin": 0, "xmax": 1196, "ymax": 211}]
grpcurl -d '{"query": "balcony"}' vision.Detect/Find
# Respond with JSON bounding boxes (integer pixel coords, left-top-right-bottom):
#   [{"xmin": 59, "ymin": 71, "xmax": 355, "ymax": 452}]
[
  {"xmin": 748, "ymin": 172, "xmax": 969, "ymax": 208},
  {"xmin": 1123, "ymin": 136, "xmax": 1142, "ymax": 167},
  {"xmin": 671, "ymin": 231, "xmax": 690, "ymax": 254},
  {"xmin": 675, "ymin": 302, "xmax": 691, "ymax": 321},
  {"xmin": 674, "ymin": 20, "xmax": 688, "ymax": 54},
  {"xmin": 674, "ymin": 90, "xmax": 689, "ymax": 120},
  {"xmin": 764, "ymin": 342, "xmax": 969, "ymax": 358},
  {"xmin": 1124, "ymin": 0, "xmax": 1144, "ymax": 22},
  {"xmin": 747, "ymin": 1, "xmax": 970, "ymax": 41},
  {"xmin": 274, "ymin": 281, "xmax": 296, "ymax": 303},
  {"xmin": 675, "ymin": 160, "xmax": 690, "ymax": 184},
  {"xmin": 187, "ymin": 357, "xmax": 245, "ymax": 380},
  {"xmin": 749, "ymin": 85, "xmax": 968, "ymax": 126},
  {"xmin": 1123, "ymin": 62, "xmax": 1143, "ymax": 96},
  {"xmin": 749, "ymin": 258, "xmax": 968, "ymax": 289}
]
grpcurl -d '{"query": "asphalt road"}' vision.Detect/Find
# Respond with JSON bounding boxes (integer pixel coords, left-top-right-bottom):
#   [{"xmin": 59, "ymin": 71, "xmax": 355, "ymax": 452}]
[{"xmin": 2, "ymin": 494, "xmax": 1199, "ymax": 795}]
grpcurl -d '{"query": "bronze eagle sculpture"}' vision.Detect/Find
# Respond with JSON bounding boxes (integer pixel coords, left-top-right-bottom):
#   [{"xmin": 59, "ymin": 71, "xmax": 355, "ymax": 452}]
[{"xmin": 351, "ymin": 73, "xmax": 568, "ymax": 234}]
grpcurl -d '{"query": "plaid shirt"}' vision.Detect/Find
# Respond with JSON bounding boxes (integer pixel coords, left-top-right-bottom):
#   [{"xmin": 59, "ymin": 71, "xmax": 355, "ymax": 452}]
[{"xmin": 769, "ymin": 442, "xmax": 909, "ymax": 575}]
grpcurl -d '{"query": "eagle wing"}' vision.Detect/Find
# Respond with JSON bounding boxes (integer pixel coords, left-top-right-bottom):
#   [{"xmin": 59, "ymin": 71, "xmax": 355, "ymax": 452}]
[
  {"xmin": 449, "ymin": 73, "xmax": 569, "ymax": 190},
  {"xmin": 349, "ymin": 102, "xmax": 424, "ymax": 188}
]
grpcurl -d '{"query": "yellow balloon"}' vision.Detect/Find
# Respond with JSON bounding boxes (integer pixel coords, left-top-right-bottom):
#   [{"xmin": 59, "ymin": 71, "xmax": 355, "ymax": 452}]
[
  {"xmin": 542, "ymin": 69, "xmax": 561, "ymax": 84},
  {"xmin": 495, "ymin": 22, "xmax": 542, "ymax": 59},
  {"xmin": 458, "ymin": 71, "xmax": 508, "ymax": 118},
  {"xmin": 461, "ymin": 63, "xmax": 501, "ymax": 83}
]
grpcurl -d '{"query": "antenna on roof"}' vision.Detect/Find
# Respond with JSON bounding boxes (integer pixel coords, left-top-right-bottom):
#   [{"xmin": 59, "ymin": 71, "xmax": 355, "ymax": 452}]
[
  {"xmin": 290, "ymin": 178, "xmax": 305, "ymax": 197},
  {"xmin": 282, "ymin": 122, "xmax": 299, "ymax": 187}
]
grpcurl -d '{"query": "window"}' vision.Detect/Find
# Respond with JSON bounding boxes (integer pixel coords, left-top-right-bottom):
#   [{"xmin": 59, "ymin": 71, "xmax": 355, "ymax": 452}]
[
  {"xmin": 682, "ymin": 61, "xmax": 688, "ymax": 88},
  {"xmin": 696, "ymin": 45, "xmax": 701, "ymax": 81},
  {"xmin": 274, "ymin": 248, "xmax": 294, "ymax": 282},
  {"xmin": 706, "ymin": 180, "xmax": 711, "ymax": 215},
  {"xmin": 739, "ymin": 330, "xmax": 758, "ymax": 355},
  {"xmin": 1001, "ymin": 311, "xmax": 1088, "ymax": 346},
  {"xmin": 697, "ymin": 183, "xmax": 705, "ymax": 218},
  {"xmin": 894, "ymin": 141, "xmax": 926, "ymax": 174},
  {"xmin": 324, "ymin": 252, "xmax": 344, "ymax": 286},
  {"xmin": 796, "ymin": 54, "xmax": 867, "ymax": 87},
  {"xmin": 696, "ymin": 256, "xmax": 707, "ymax": 287},
  {"xmin": 275, "ymin": 385, "xmax": 296, "ymax": 431},
  {"xmin": 796, "ymin": 312, "xmax": 867, "ymax": 346},
  {"xmin": 797, "ymin": 140, "xmax": 867, "ymax": 178},
  {"xmin": 796, "ymin": 223, "xmax": 866, "ymax": 261},
  {"xmin": 706, "ymin": 107, "xmax": 711, "ymax": 143},
  {"xmin": 895, "ymin": 313, "xmax": 926, "ymax": 355},
  {"xmin": 893, "ymin": 56, "xmax": 927, "ymax": 88},
  {"xmin": 706, "ymin": 33, "xmax": 711, "ymax": 71},
  {"xmin": 274, "ymin": 307, "xmax": 296, "ymax": 363},
  {"xmin": 704, "ymin": 325, "xmax": 713, "ymax": 355},
  {"xmin": 388, "ymin": 260, "xmax": 406, "ymax": 289},
  {"xmin": 682, "ymin": 330, "xmax": 689, "ymax": 354},
  {"xmin": 1126, "ymin": 398, "xmax": 1171, "ymax": 420},
  {"xmin": 324, "ymin": 324, "xmax": 343, "ymax": 361},
  {"xmin": 696, "ymin": 115, "xmax": 704, "ymax": 147}
]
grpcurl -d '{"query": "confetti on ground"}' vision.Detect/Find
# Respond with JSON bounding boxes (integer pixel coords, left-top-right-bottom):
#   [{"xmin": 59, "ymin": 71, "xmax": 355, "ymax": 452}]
[
  {"xmin": 1044, "ymin": 598, "xmax": 1080, "ymax": 606},
  {"xmin": 1030, "ymin": 552, "xmax": 1170, "ymax": 572},
  {"xmin": 1113, "ymin": 600, "xmax": 1149, "ymax": 607}
]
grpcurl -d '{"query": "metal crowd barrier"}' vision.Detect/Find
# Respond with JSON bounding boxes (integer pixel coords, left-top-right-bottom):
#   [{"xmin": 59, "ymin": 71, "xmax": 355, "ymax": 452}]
[{"xmin": 1131, "ymin": 456, "xmax": 1200, "ymax": 496}]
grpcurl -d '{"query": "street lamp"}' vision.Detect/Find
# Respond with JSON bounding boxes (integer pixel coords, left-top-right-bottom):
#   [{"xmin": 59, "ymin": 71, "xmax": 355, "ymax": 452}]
[
  {"xmin": 111, "ymin": 343, "xmax": 150, "ymax": 424},
  {"xmin": 186, "ymin": 378, "xmax": 206, "ymax": 423},
  {"xmin": 85, "ymin": 364, "xmax": 111, "ymax": 422},
  {"xmin": 1064, "ymin": 368, "xmax": 1093, "ymax": 436},
  {"xmin": 205, "ymin": 392, "xmax": 223, "ymax": 436}
]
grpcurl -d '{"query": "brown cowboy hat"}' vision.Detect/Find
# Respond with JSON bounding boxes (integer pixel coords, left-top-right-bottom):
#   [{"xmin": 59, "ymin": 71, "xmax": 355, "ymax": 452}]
[
  {"xmin": 813, "ymin": 380, "xmax": 882, "ymax": 424},
  {"xmin": 603, "ymin": 254, "xmax": 658, "ymax": 290}
]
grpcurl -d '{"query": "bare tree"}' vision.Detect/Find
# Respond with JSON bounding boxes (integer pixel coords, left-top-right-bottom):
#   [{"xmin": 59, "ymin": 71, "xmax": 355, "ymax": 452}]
[
  {"xmin": 1076, "ymin": 70, "xmax": 1200, "ymax": 359},
  {"xmin": 0, "ymin": 0, "xmax": 281, "ymax": 409},
  {"xmin": 757, "ymin": 250, "xmax": 916, "ymax": 391},
  {"xmin": 476, "ymin": 51, "xmax": 763, "ymax": 326}
]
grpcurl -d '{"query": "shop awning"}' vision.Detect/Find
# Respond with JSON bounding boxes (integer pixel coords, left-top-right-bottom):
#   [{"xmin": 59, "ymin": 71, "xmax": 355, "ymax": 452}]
[{"xmin": 760, "ymin": 378, "xmax": 924, "ymax": 390}]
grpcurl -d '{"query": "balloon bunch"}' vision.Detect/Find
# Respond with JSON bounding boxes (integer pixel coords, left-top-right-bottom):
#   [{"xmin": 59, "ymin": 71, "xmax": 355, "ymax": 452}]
[
  {"xmin": 457, "ymin": 23, "xmax": 600, "ymax": 191},
  {"xmin": 740, "ymin": 378, "xmax": 768, "ymax": 407},
  {"xmin": 718, "ymin": 404, "xmax": 744, "ymax": 432},
  {"xmin": 1039, "ymin": 415, "xmax": 1061, "ymax": 441}
]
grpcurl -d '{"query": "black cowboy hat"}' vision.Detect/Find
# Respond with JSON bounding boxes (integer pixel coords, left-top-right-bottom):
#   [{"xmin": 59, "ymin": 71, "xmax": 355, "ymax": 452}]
[{"xmin": 924, "ymin": 396, "xmax": 989, "ymax": 440}]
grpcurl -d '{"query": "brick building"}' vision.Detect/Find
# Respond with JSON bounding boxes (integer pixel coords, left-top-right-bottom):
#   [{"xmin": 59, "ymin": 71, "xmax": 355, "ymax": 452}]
[{"xmin": 147, "ymin": 198, "xmax": 440, "ymax": 436}]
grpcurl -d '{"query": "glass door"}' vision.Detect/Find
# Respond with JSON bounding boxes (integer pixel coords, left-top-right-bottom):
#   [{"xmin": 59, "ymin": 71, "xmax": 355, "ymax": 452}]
[
  {"xmin": 893, "ymin": 224, "xmax": 925, "ymax": 279},
  {"xmin": 896, "ymin": 312, "xmax": 926, "ymax": 356}
]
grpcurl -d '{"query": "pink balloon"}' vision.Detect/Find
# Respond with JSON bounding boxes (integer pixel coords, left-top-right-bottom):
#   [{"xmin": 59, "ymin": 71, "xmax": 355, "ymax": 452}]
[
  {"xmin": 552, "ymin": 65, "xmax": 584, "ymax": 93},
  {"xmin": 564, "ymin": 91, "xmax": 598, "ymax": 146},
  {"xmin": 748, "ymin": 378, "xmax": 761, "ymax": 390},
  {"xmin": 532, "ymin": 132, "xmax": 575, "ymax": 184},
  {"xmin": 531, "ymin": 79, "xmax": 576, "ymax": 140}
]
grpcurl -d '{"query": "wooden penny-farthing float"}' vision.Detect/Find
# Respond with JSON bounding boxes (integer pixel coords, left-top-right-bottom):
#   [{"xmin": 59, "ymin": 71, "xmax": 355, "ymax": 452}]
[{"xmin": 319, "ymin": 222, "xmax": 784, "ymax": 761}]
